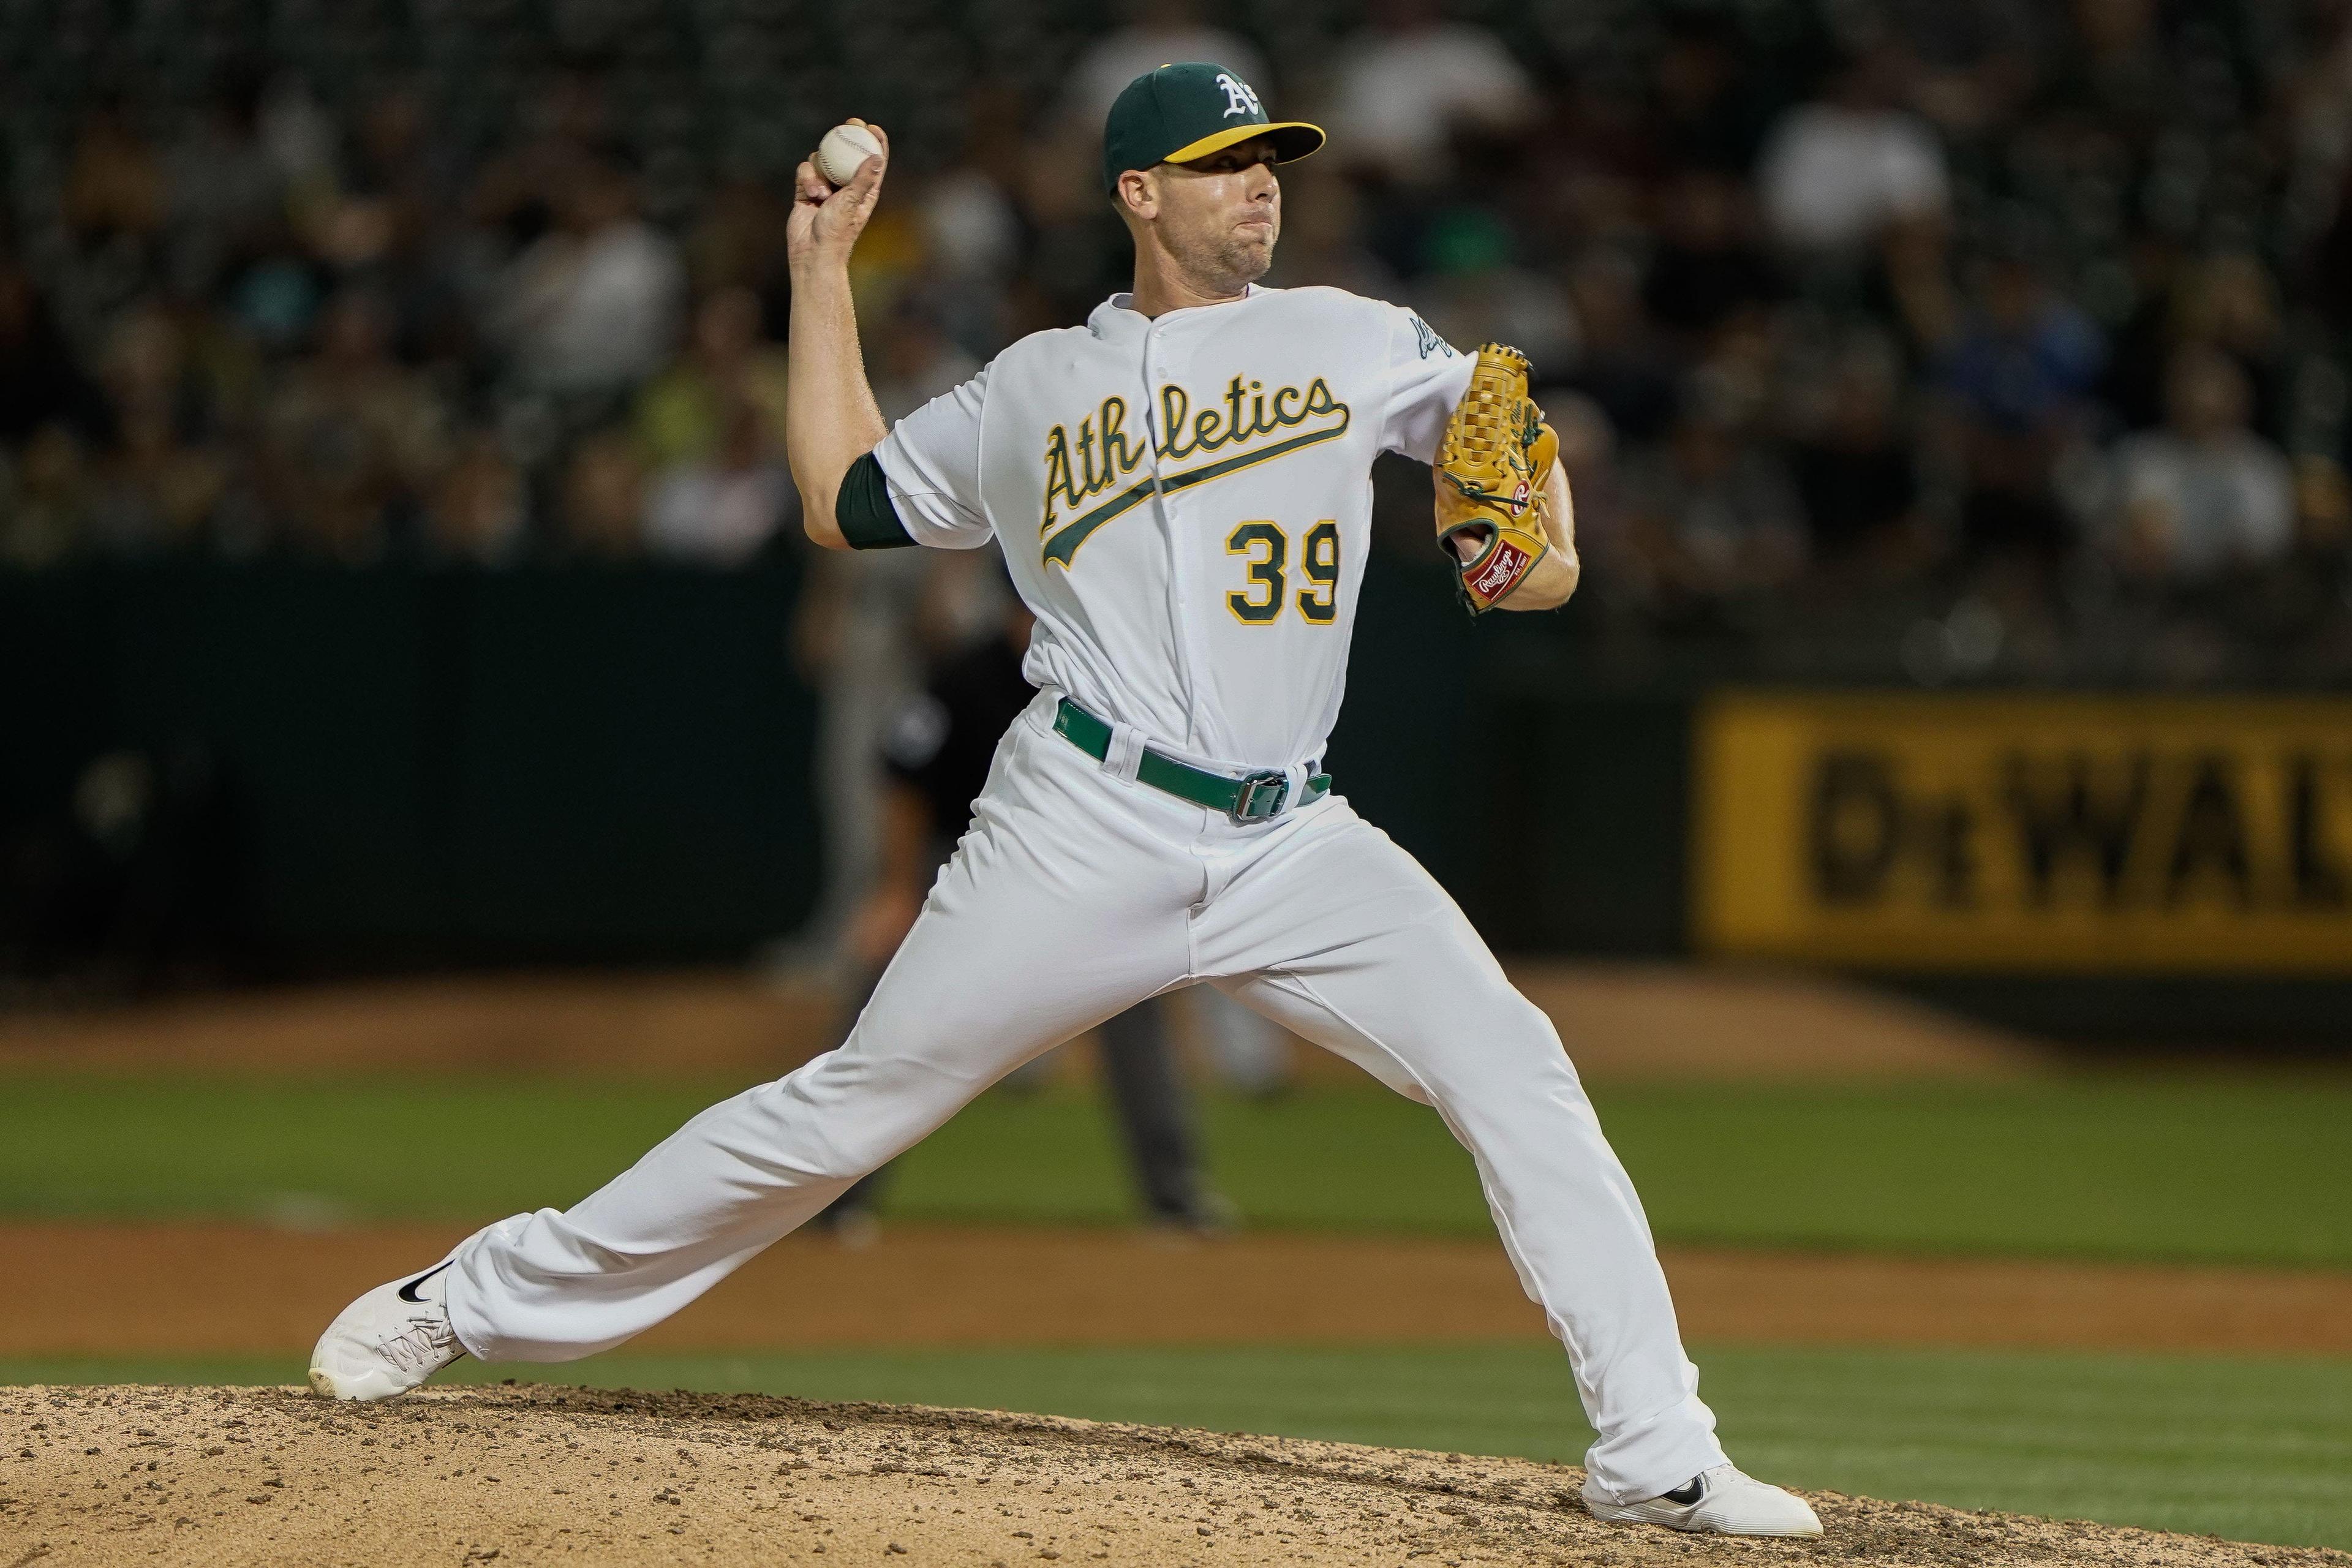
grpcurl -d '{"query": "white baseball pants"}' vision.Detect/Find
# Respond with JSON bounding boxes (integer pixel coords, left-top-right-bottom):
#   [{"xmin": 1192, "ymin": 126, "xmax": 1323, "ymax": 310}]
[{"xmin": 443, "ymin": 692, "xmax": 1728, "ymax": 1501}]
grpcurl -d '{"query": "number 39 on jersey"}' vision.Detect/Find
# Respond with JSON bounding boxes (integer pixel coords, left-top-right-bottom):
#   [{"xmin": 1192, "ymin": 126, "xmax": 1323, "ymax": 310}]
[{"xmin": 1226, "ymin": 520, "xmax": 1340, "ymax": 625}]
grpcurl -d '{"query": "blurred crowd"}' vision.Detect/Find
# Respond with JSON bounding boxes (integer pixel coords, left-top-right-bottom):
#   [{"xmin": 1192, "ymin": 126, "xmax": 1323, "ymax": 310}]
[{"xmin": 6, "ymin": 0, "xmax": 2352, "ymax": 682}]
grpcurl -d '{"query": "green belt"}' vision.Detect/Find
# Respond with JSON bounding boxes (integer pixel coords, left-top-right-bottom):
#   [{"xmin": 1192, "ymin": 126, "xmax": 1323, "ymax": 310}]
[{"xmin": 1052, "ymin": 698, "xmax": 1331, "ymax": 823}]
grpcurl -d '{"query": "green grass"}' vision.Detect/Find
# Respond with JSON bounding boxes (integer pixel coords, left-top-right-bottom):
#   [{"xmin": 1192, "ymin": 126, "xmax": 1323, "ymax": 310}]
[
  {"xmin": 6, "ymin": 1343, "xmax": 2346, "ymax": 1549},
  {"xmin": 2, "ymin": 1074, "xmax": 2350, "ymax": 1266}
]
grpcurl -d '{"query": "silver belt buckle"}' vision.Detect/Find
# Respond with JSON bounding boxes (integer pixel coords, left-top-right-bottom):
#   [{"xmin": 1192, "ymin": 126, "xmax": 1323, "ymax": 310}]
[{"xmin": 1229, "ymin": 770, "xmax": 1290, "ymax": 823}]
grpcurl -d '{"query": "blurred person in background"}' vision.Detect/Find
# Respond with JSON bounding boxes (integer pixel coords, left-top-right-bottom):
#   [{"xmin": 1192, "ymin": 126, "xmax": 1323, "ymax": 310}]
[
  {"xmin": 1556, "ymin": 249, "xmax": 1681, "ymax": 446},
  {"xmin": 1062, "ymin": 0, "xmax": 1269, "ymax": 131},
  {"xmin": 0, "ymin": 744, "xmax": 252, "ymax": 991},
  {"xmin": 1185, "ymin": 987, "xmax": 1295, "ymax": 1100},
  {"xmin": 915, "ymin": 96, "xmax": 1029, "ymax": 360},
  {"xmin": 1643, "ymin": 168, "xmax": 1784, "ymax": 347},
  {"xmin": 1934, "ymin": 248, "xmax": 2106, "ymax": 567},
  {"xmin": 1626, "ymin": 374, "xmax": 1808, "ymax": 611},
  {"xmin": 786, "ymin": 535, "xmax": 941, "ymax": 970},
  {"xmin": 163, "ymin": 64, "xmax": 287, "ymax": 301},
  {"xmin": 636, "ymin": 287, "xmax": 791, "ymax": 472},
  {"xmin": 1000, "ymin": 126, "xmax": 1125, "ymax": 335},
  {"xmin": 495, "ymin": 148, "xmax": 684, "ymax": 424},
  {"xmin": 259, "ymin": 287, "xmax": 450, "ymax": 559},
  {"xmin": 85, "ymin": 301, "xmax": 235, "ymax": 557},
  {"xmin": 867, "ymin": 296, "xmax": 984, "ymax": 421},
  {"xmin": 1327, "ymin": 0, "xmax": 1537, "ymax": 187},
  {"xmin": 224, "ymin": 229, "xmax": 323, "ymax": 361},
  {"xmin": 2250, "ymin": 454, "xmax": 2352, "ymax": 668},
  {"xmin": 1412, "ymin": 210, "xmax": 1577, "ymax": 372},
  {"xmin": 1877, "ymin": 0, "xmax": 2044, "ymax": 143},
  {"xmin": 818, "ymin": 586, "xmax": 1233, "ymax": 1242},
  {"xmin": 2104, "ymin": 345, "xmax": 2295, "ymax": 583},
  {"xmin": 2290, "ymin": 1, "xmax": 2352, "ymax": 328},
  {"xmin": 61, "ymin": 95, "xmax": 168, "ymax": 307},
  {"xmin": 1785, "ymin": 333, "xmax": 1932, "ymax": 577},
  {"xmin": 1683, "ymin": 303, "xmax": 1785, "ymax": 433},
  {"xmin": 2310, "ymin": 157, "xmax": 2352, "ymax": 340},
  {"xmin": 253, "ymin": 70, "xmax": 342, "ymax": 208},
  {"xmin": 0, "ymin": 250, "xmax": 109, "ymax": 451},
  {"xmin": 1259, "ymin": 157, "xmax": 1396, "ymax": 300},
  {"xmin": 0, "ymin": 424, "xmax": 96, "ymax": 568},
  {"xmin": 556, "ymin": 426, "xmax": 647, "ymax": 559},
  {"xmin": 643, "ymin": 398, "xmax": 794, "ymax": 566},
  {"xmin": 88, "ymin": 398, "xmax": 235, "ymax": 560},
  {"xmin": 1647, "ymin": 10, "xmax": 1779, "ymax": 175},
  {"xmin": 423, "ymin": 432, "xmax": 530, "ymax": 565},
  {"xmin": 2040, "ymin": 0, "xmax": 2182, "ymax": 149},
  {"xmin": 684, "ymin": 178, "xmax": 796, "ymax": 323},
  {"xmin": 468, "ymin": 60, "xmax": 619, "ymax": 254},
  {"xmin": 1757, "ymin": 45, "xmax": 1951, "ymax": 259},
  {"xmin": 2102, "ymin": 252, "xmax": 2288, "ymax": 440},
  {"xmin": 311, "ymin": 83, "xmax": 479, "ymax": 384}
]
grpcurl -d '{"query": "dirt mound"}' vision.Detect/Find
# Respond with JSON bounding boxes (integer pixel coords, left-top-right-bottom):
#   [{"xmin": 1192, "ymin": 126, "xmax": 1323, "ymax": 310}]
[{"xmin": 5, "ymin": 1387, "xmax": 2339, "ymax": 1568}]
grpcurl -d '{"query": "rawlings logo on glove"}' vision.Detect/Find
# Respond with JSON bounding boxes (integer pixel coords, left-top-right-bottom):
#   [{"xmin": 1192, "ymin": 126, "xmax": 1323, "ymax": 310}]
[
  {"xmin": 1433, "ymin": 344, "xmax": 1556, "ymax": 614},
  {"xmin": 1469, "ymin": 537, "xmax": 1535, "ymax": 600}
]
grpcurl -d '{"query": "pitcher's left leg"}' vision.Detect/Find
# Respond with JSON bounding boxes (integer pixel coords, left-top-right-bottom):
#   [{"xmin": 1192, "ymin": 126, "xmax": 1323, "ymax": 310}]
[{"xmin": 1195, "ymin": 805, "xmax": 1726, "ymax": 1504}]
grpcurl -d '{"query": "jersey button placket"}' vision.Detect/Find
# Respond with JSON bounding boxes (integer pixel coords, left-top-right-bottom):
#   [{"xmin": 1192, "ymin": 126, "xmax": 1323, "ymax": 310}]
[{"xmin": 1143, "ymin": 319, "xmax": 1206, "ymax": 771}]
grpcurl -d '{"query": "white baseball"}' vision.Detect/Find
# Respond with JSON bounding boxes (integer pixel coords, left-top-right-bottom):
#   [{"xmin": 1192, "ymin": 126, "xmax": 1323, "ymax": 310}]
[{"xmin": 813, "ymin": 123, "xmax": 883, "ymax": 186}]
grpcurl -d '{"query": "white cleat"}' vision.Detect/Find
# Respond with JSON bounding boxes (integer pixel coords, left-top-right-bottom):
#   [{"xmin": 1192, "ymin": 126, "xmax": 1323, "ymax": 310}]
[
  {"xmin": 1585, "ymin": 1463, "xmax": 1824, "ymax": 1537},
  {"xmin": 308, "ymin": 1253, "xmax": 468, "ymax": 1401}
]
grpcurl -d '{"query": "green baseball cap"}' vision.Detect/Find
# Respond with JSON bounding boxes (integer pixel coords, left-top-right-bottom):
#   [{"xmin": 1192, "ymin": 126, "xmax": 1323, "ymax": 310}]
[{"xmin": 1101, "ymin": 62, "xmax": 1325, "ymax": 195}]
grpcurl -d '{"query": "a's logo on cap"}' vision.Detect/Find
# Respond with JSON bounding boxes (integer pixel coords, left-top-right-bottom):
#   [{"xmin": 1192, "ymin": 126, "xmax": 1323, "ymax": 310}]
[{"xmin": 1215, "ymin": 72, "xmax": 1261, "ymax": 118}]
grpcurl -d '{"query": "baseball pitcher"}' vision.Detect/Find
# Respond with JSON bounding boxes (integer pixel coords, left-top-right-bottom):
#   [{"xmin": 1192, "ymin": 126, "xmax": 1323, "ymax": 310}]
[{"xmin": 311, "ymin": 64, "xmax": 1820, "ymax": 1538}]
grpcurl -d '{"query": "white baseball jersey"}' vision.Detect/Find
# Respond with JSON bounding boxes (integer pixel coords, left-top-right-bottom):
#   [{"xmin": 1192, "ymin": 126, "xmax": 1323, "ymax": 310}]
[{"xmin": 872, "ymin": 284, "xmax": 1476, "ymax": 771}]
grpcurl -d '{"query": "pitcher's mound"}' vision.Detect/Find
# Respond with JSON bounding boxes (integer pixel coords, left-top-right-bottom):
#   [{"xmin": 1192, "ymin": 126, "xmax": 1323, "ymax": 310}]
[{"xmin": 4, "ymin": 1385, "xmax": 2336, "ymax": 1567}]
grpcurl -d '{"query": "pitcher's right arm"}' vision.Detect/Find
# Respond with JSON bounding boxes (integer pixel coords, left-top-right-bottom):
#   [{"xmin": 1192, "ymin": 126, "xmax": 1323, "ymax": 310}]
[{"xmin": 786, "ymin": 120, "xmax": 891, "ymax": 551}]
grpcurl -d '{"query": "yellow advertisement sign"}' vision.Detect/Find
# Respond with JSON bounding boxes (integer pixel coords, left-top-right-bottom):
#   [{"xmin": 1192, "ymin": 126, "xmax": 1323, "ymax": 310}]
[{"xmin": 1695, "ymin": 693, "xmax": 2352, "ymax": 972}]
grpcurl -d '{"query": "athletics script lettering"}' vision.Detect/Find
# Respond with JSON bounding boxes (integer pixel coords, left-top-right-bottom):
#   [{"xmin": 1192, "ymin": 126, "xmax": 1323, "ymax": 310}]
[{"xmin": 1038, "ymin": 375, "xmax": 1351, "ymax": 567}]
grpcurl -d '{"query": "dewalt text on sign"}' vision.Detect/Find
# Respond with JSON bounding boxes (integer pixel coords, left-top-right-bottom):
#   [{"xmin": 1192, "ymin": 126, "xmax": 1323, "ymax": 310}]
[{"xmin": 1695, "ymin": 693, "xmax": 2352, "ymax": 972}]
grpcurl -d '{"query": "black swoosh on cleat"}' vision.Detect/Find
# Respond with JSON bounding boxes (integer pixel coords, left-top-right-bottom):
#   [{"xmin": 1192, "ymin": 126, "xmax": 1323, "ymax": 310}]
[{"xmin": 397, "ymin": 1261, "xmax": 455, "ymax": 1303}]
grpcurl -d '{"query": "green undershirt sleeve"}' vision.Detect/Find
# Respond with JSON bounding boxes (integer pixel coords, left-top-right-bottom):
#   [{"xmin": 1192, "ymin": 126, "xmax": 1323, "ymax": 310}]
[{"xmin": 835, "ymin": 451, "xmax": 917, "ymax": 550}]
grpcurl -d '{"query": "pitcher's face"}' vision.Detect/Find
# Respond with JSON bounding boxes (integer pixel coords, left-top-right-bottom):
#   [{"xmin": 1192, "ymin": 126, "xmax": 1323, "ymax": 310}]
[{"xmin": 1150, "ymin": 137, "xmax": 1283, "ymax": 285}]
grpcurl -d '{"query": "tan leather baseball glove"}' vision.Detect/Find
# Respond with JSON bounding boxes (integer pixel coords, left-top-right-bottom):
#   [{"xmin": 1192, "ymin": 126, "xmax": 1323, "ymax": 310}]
[{"xmin": 1433, "ymin": 343, "xmax": 1556, "ymax": 614}]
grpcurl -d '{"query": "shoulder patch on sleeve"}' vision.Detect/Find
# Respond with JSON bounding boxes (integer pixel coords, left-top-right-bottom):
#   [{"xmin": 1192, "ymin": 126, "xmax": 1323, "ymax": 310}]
[{"xmin": 1406, "ymin": 311, "xmax": 1457, "ymax": 361}]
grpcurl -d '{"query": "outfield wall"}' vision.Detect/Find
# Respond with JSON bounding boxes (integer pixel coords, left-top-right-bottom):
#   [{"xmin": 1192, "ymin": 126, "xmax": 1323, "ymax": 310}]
[
  {"xmin": 2, "ymin": 560, "xmax": 824, "ymax": 965},
  {"xmin": 8, "ymin": 560, "xmax": 2349, "ymax": 1043}
]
